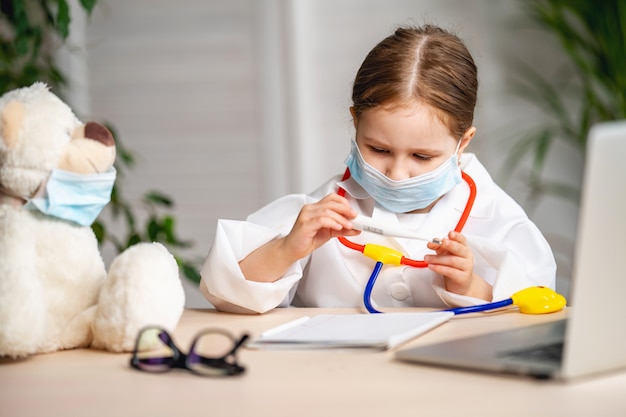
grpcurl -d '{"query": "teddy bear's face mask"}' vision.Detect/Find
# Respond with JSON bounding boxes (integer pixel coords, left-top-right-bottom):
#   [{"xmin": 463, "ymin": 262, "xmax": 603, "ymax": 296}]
[{"xmin": 25, "ymin": 167, "xmax": 116, "ymax": 226}]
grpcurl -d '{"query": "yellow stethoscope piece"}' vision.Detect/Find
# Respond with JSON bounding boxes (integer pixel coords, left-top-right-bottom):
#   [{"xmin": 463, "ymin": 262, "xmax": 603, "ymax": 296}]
[
  {"xmin": 362, "ymin": 244, "xmax": 404, "ymax": 266},
  {"xmin": 511, "ymin": 286, "xmax": 567, "ymax": 314}
]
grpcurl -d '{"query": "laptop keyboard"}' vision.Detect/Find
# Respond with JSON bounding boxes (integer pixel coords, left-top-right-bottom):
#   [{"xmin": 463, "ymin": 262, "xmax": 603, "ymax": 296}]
[{"xmin": 501, "ymin": 342, "xmax": 564, "ymax": 363}]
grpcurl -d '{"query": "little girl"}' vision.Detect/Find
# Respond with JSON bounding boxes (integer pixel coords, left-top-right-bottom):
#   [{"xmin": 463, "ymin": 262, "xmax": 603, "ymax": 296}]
[{"xmin": 200, "ymin": 24, "xmax": 556, "ymax": 314}]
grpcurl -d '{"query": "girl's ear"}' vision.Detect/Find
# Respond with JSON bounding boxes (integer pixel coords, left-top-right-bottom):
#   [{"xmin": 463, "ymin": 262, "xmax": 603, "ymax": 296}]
[
  {"xmin": 349, "ymin": 106, "xmax": 358, "ymax": 129},
  {"xmin": 458, "ymin": 126, "xmax": 476, "ymax": 155}
]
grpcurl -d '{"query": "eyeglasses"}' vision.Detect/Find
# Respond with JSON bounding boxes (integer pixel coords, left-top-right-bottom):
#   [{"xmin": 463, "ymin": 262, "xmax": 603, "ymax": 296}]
[{"xmin": 130, "ymin": 326, "xmax": 249, "ymax": 377}]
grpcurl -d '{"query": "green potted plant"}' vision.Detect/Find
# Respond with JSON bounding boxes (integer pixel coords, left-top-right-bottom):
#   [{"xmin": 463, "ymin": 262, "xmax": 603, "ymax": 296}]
[
  {"xmin": 0, "ymin": 0, "xmax": 201, "ymax": 283},
  {"xmin": 503, "ymin": 0, "xmax": 625, "ymax": 204}
]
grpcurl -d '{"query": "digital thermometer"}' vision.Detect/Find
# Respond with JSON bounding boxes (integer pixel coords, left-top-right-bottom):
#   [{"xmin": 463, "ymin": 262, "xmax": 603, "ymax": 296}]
[{"xmin": 351, "ymin": 215, "xmax": 441, "ymax": 244}]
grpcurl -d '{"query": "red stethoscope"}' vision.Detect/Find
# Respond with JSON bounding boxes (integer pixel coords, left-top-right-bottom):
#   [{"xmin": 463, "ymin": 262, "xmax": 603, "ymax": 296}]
[{"xmin": 336, "ymin": 167, "xmax": 477, "ymax": 313}]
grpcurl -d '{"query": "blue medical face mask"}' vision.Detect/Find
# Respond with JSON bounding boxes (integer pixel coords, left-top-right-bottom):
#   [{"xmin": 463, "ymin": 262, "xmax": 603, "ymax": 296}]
[
  {"xmin": 25, "ymin": 167, "xmax": 116, "ymax": 226},
  {"xmin": 344, "ymin": 139, "xmax": 462, "ymax": 213}
]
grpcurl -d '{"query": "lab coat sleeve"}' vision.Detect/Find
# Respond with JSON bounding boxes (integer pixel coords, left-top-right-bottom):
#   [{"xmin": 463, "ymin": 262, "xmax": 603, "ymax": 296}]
[
  {"xmin": 434, "ymin": 223, "xmax": 557, "ymax": 307},
  {"xmin": 489, "ymin": 221, "xmax": 557, "ymax": 299},
  {"xmin": 199, "ymin": 219, "xmax": 307, "ymax": 314}
]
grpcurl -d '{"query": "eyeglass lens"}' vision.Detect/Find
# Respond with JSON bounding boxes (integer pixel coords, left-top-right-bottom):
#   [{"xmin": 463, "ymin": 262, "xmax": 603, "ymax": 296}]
[
  {"xmin": 187, "ymin": 330, "xmax": 245, "ymax": 376},
  {"xmin": 133, "ymin": 327, "xmax": 178, "ymax": 372},
  {"xmin": 131, "ymin": 327, "xmax": 247, "ymax": 377}
]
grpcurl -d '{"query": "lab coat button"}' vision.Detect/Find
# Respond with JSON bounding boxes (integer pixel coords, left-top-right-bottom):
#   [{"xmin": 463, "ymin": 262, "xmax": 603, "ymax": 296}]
[{"xmin": 390, "ymin": 283, "xmax": 410, "ymax": 301}]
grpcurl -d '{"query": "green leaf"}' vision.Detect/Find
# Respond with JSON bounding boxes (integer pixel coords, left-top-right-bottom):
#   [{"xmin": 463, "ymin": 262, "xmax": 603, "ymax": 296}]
[
  {"xmin": 147, "ymin": 217, "xmax": 160, "ymax": 241},
  {"xmin": 530, "ymin": 130, "xmax": 552, "ymax": 184},
  {"xmin": 180, "ymin": 261, "xmax": 201, "ymax": 284},
  {"xmin": 91, "ymin": 220, "xmax": 105, "ymax": 243},
  {"xmin": 115, "ymin": 148, "xmax": 136, "ymax": 171},
  {"xmin": 79, "ymin": 0, "xmax": 98, "ymax": 14},
  {"xmin": 126, "ymin": 233, "xmax": 141, "ymax": 248},
  {"xmin": 536, "ymin": 181, "xmax": 580, "ymax": 204},
  {"xmin": 161, "ymin": 216, "xmax": 176, "ymax": 243},
  {"xmin": 55, "ymin": 0, "xmax": 71, "ymax": 39},
  {"xmin": 498, "ymin": 126, "xmax": 552, "ymax": 185},
  {"xmin": 144, "ymin": 191, "xmax": 173, "ymax": 207}
]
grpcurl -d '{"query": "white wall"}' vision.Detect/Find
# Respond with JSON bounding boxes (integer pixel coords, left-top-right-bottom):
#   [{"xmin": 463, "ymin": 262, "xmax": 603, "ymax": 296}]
[{"xmin": 62, "ymin": 0, "xmax": 577, "ymax": 306}]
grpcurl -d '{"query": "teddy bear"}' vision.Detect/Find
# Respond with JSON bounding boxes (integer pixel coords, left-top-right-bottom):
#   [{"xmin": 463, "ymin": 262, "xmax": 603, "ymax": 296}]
[{"xmin": 0, "ymin": 82, "xmax": 185, "ymax": 358}]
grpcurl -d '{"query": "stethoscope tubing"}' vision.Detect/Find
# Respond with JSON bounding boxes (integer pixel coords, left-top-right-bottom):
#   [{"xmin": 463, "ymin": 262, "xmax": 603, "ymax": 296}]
[
  {"xmin": 336, "ymin": 167, "xmax": 480, "ymax": 314},
  {"xmin": 337, "ymin": 168, "xmax": 476, "ymax": 266},
  {"xmin": 362, "ymin": 259, "xmax": 514, "ymax": 314}
]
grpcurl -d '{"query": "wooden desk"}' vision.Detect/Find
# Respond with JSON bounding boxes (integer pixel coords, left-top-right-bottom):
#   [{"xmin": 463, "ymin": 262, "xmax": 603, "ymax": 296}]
[{"xmin": 1, "ymin": 308, "xmax": 625, "ymax": 417}]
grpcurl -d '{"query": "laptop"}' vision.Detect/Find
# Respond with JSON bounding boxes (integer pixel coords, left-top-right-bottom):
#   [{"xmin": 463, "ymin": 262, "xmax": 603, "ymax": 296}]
[{"xmin": 394, "ymin": 120, "xmax": 626, "ymax": 381}]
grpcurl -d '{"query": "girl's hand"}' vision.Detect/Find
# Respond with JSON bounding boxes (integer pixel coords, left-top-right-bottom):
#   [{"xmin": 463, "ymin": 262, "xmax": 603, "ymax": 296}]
[
  {"xmin": 283, "ymin": 193, "xmax": 360, "ymax": 261},
  {"xmin": 240, "ymin": 193, "xmax": 359, "ymax": 283},
  {"xmin": 424, "ymin": 231, "xmax": 492, "ymax": 301}
]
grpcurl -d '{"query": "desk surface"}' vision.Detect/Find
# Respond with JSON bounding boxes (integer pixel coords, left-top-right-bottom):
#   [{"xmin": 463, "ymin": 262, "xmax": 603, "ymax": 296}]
[{"xmin": 1, "ymin": 307, "xmax": 625, "ymax": 417}]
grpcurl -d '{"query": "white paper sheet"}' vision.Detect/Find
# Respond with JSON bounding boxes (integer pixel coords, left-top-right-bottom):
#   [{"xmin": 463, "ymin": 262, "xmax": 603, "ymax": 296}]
[{"xmin": 247, "ymin": 312, "xmax": 454, "ymax": 350}]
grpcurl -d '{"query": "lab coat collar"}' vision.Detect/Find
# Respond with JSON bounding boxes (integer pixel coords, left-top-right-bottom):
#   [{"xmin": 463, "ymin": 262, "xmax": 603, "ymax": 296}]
[{"xmin": 337, "ymin": 176, "xmax": 369, "ymax": 200}]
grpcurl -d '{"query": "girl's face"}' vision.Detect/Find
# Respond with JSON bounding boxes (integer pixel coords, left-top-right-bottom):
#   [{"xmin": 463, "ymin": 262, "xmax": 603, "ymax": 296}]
[{"xmin": 351, "ymin": 102, "xmax": 474, "ymax": 181}]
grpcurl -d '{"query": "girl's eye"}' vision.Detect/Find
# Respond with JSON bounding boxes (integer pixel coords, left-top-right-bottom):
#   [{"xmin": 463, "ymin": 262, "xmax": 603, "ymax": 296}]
[
  {"xmin": 413, "ymin": 153, "xmax": 432, "ymax": 161},
  {"xmin": 369, "ymin": 146, "xmax": 389, "ymax": 154}
]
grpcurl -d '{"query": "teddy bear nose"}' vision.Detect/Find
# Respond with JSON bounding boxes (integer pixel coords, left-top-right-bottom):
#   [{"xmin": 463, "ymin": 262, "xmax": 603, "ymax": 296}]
[{"xmin": 84, "ymin": 122, "xmax": 115, "ymax": 147}]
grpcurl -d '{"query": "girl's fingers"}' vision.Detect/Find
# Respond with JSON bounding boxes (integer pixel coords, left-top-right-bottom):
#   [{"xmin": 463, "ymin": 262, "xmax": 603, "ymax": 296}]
[
  {"xmin": 425, "ymin": 231, "xmax": 473, "ymax": 280},
  {"xmin": 428, "ymin": 263, "xmax": 464, "ymax": 283},
  {"xmin": 430, "ymin": 232, "xmax": 468, "ymax": 257},
  {"xmin": 292, "ymin": 194, "xmax": 359, "ymax": 243},
  {"xmin": 306, "ymin": 195, "xmax": 357, "ymax": 229},
  {"xmin": 427, "ymin": 253, "xmax": 470, "ymax": 271}
]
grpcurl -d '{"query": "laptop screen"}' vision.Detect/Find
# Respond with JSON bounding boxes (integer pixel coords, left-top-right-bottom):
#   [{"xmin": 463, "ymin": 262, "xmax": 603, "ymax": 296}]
[{"xmin": 562, "ymin": 120, "xmax": 626, "ymax": 379}]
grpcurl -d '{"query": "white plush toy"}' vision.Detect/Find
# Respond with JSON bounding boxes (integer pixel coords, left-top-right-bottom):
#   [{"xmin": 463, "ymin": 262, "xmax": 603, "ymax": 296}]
[{"xmin": 0, "ymin": 82, "xmax": 185, "ymax": 358}]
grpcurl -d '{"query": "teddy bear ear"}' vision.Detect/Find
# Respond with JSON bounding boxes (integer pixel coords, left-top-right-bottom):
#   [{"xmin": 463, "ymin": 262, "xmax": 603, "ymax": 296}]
[{"xmin": 1, "ymin": 100, "xmax": 25, "ymax": 148}]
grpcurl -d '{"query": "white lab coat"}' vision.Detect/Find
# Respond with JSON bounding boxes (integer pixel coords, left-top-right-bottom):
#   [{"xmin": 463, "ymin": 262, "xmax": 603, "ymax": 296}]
[{"xmin": 200, "ymin": 154, "xmax": 556, "ymax": 314}]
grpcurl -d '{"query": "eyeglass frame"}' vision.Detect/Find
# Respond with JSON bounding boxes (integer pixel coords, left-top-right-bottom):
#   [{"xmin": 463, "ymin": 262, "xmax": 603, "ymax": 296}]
[{"xmin": 129, "ymin": 325, "xmax": 249, "ymax": 377}]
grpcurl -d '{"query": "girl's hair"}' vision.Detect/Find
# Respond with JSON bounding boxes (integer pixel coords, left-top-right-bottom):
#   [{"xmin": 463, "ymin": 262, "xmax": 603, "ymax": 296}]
[{"xmin": 351, "ymin": 24, "xmax": 478, "ymax": 138}]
